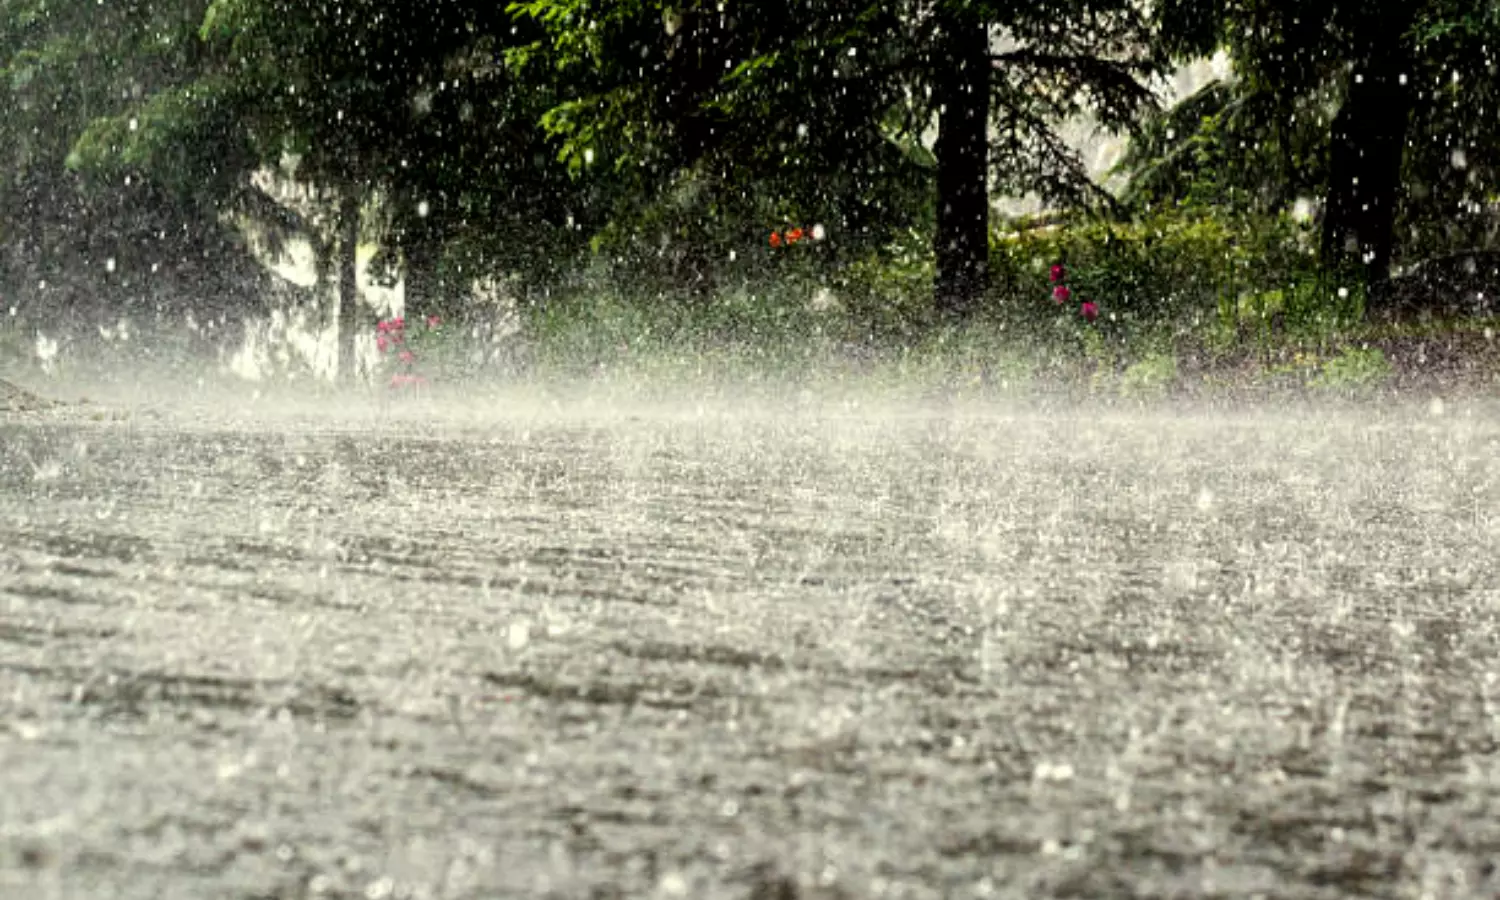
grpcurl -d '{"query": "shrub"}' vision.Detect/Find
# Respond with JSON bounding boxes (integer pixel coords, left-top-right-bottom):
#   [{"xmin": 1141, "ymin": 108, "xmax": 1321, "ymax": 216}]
[
  {"xmin": 990, "ymin": 209, "xmax": 1325, "ymax": 352},
  {"xmin": 1120, "ymin": 352, "xmax": 1179, "ymax": 397},
  {"xmin": 1315, "ymin": 346, "xmax": 1393, "ymax": 392}
]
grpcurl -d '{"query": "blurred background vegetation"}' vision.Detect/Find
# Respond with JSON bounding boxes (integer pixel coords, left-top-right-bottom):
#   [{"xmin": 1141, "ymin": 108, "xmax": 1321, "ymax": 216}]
[{"xmin": 1, "ymin": 0, "xmax": 1498, "ymax": 385}]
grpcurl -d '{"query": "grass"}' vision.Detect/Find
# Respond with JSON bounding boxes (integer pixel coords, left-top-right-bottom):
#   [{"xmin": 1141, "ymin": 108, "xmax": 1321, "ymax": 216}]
[
  {"xmin": 2, "ymin": 274, "xmax": 1496, "ymax": 413},
  {"xmin": 488, "ymin": 294, "xmax": 1500, "ymax": 409}
]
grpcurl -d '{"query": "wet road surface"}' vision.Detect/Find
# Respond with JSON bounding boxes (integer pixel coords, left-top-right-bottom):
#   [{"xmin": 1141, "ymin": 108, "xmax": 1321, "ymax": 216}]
[{"xmin": 3, "ymin": 392, "xmax": 1500, "ymax": 899}]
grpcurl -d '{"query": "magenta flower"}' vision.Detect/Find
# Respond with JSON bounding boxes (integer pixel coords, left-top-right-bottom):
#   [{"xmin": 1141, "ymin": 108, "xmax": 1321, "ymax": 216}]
[
  {"xmin": 376, "ymin": 336, "xmax": 389, "ymax": 352},
  {"xmin": 1053, "ymin": 285, "xmax": 1071, "ymax": 304},
  {"xmin": 1081, "ymin": 300, "xmax": 1099, "ymax": 322},
  {"xmin": 1050, "ymin": 263, "xmax": 1065, "ymax": 284}
]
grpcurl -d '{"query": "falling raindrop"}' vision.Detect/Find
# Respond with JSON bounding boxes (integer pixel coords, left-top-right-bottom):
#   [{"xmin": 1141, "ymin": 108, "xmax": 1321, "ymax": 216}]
[{"xmin": 507, "ymin": 621, "xmax": 530, "ymax": 650}]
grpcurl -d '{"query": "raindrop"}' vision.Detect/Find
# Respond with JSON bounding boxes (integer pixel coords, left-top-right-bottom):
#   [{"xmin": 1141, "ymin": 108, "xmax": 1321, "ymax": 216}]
[
  {"xmin": 128, "ymin": 117, "xmax": 138, "ymax": 132},
  {"xmin": 417, "ymin": 200, "xmax": 430, "ymax": 218},
  {"xmin": 507, "ymin": 621, "xmax": 530, "ymax": 650},
  {"xmin": 1451, "ymin": 148, "xmax": 1468, "ymax": 171},
  {"xmin": 1033, "ymin": 760, "xmax": 1075, "ymax": 782}
]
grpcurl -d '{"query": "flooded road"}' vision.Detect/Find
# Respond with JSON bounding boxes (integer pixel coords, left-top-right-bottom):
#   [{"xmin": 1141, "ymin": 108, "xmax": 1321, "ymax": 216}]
[{"xmin": 3, "ymin": 391, "xmax": 1500, "ymax": 899}]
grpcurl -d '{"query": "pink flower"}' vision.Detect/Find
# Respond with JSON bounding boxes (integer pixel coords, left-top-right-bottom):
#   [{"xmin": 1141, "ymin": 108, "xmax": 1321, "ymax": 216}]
[
  {"xmin": 376, "ymin": 336, "xmax": 389, "ymax": 352},
  {"xmin": 1081, "ymin": 300, "xmax": 1099, "ymax": 322},
  {"xmin": 1050, "ymin": 263, "xmax": 1065, "ymax": 284},
  {"xmin": 1052, "ymin": 285, "xmax": 1071, "ymax": 304},
  {"xmin": 376, "ymin": 320, "xmax": 390, "ymax": 334},
  {"xmin": 392, "ymin": 317, "xmax": 405, "ymax": 331},
  {"xmin": 399, "ymin": 350, "xmax": 415, "ymax": 364},
  {"xmin": 426, "ymin": 315, "xmax": 441, "ymax": 328}
]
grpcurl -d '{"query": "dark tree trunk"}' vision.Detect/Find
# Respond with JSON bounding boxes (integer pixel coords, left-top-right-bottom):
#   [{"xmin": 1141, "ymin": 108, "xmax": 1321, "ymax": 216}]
[
  {"xmin": 932, "ymin": 11, "xmax": 991, "ymax": 319},
  {"xmin": 336, "ymin": 189, "xmax": 360, "ymax": 382},
  {"xmin": 1321, "ymin": 23, "xmax": 1413, "ymax": 297}
]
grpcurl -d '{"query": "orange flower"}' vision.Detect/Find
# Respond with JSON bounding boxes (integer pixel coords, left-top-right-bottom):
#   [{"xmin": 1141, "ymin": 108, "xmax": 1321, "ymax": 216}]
[
  {"xmin": 787, "ymin": 227, "xmax": 804, "ymax": 244},
  {"xmin": 769, "ymin": 231, "xmax": 782, "ymax": 247}
]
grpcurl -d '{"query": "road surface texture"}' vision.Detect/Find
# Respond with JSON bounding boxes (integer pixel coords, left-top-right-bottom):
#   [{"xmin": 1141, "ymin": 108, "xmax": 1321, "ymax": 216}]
[{"xmin": 3, "ymin": 386, "xmax": 1499, "ymax": 899}]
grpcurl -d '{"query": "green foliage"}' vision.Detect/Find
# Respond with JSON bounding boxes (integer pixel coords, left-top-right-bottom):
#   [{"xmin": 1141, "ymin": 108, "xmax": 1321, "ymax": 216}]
[
  {"xmin": 1139, "ymin": 0, "xmax": 1500, "ymax": 281},
  {"xmin": 0, "ymin": 0, "xmax": 1492, "ymax": 366},
  {"xmin": 1115, "ymin": 80, "xmax": 1332, "ymax": 215},
  {"xmin": 830, "ymin": 230, "xmax": 940, "ymax": 341},
  {"xmin": 1315, "ymin": 345, "xmax": 1394, "ymax": 391},
  {"xmin": 1229, "ymin": 273, "xmax": 1365, "ymax": 347},
  {"xmin": 1120, "ymin": 352, "xmax": 1179, "ymax": 397},
  {"xmin": 510, "ymin": 0, "xmax": 1168, "ymax": 317},
  {"xmin": 992, "ymin": 210, "xmax": 1315, "ymax": 337},
  {"xmin": 0, "ymin": 0, "xmax": 270, "ymax": 321}
]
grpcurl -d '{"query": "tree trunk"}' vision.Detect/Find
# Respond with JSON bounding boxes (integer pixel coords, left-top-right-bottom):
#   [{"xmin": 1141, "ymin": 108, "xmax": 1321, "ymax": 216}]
[
  {"xmin": 1321, "ymin": 23, "xmax": 1413, "ymax": 298},
  {"xmin": 932, "ymin": 11, "xmax": 991, "ymax": 319},
  {"xmin": 336, "ymin": 189, "xmax": 360, "ymax": 382}
]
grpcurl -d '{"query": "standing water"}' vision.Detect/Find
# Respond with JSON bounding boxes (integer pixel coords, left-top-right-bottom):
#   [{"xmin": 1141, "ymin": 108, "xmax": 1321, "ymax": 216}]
[{"xmin": 2, "ymin": 388, "xmax": 1498, "ymax": 898}]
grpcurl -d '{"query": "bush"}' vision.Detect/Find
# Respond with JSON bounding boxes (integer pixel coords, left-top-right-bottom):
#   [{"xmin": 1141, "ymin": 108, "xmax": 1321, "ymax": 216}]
[
  {"xmin": 1119, "ymin": 352, "xmax": 1179, "ymax": 397},
  {"xmin": 1315, "ymin": 346, "xmax": 1393, "ymax": 392},
  {"xmin": 989, "ymin": 209, "xmax": 1327, "ymax": 352}
]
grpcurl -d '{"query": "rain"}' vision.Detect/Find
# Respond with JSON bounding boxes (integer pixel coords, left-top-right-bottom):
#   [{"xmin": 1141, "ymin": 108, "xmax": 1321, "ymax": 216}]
[{"xmin": 3, "ymin": 2, "xmax": 1500, "ymax": 899}]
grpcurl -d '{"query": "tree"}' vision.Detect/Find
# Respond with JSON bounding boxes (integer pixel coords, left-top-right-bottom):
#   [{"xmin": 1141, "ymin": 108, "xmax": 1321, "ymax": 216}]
[
  {"xmin": 0, "ymin": 0, "xmax": 263, "ymax": 332},
  {"xmin": 1142, "ymin": 0, "xmax": 1500, "ymax": 299},
  {"xmin": 513, "ymin": 0, "xmax": 1164, "ymax": 318},
  {"xmin": 78, "ymin": 0, "xmax": 595, "ymax": 379}
]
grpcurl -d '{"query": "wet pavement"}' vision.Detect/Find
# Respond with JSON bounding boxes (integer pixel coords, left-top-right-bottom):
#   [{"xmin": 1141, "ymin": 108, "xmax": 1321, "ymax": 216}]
[{"xmin": 3, "ymin": 391, "xmax": 1500, "ymax": 899}]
